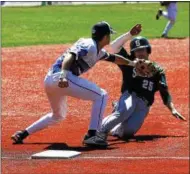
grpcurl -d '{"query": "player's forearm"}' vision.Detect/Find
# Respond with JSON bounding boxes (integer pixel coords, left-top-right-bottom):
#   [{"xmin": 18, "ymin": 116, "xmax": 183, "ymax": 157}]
[
  {"xmin": 114, "ymin": 54, "xmax": 135, "ymax": 66},
  {"xmin": 61, "ymin": 53, "xmax": 75, "ymax": 71},
  {"xmin": 60, "ymin": 53, "xmax": 75, "ymax": 79},
  {"xmin": 111, "ymin": 32, "xmax": 132, "ymax": 53},
  {"xmin": 166, "ymin": 101, "xmax": 175, "ymax": 112}
]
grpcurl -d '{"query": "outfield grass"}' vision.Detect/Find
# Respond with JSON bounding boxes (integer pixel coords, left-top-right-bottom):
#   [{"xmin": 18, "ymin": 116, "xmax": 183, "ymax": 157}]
[{"xmin": 2, "ymin": 2, "xmax": 189, "ymax": 47}]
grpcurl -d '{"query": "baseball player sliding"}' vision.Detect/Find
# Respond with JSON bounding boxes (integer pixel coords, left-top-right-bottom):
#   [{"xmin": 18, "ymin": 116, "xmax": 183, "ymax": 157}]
[
  {"xmin": 84, "ymin": 28, "xmax": 186, "ymax": 147},
  {"xmin": 11, "ymin": 22, "xmax": 150, "ymax": 147}
]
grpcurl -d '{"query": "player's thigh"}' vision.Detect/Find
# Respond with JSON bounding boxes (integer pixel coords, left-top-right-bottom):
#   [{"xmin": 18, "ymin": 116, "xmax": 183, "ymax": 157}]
[
  {"xmin": 121, "ymin": 106, "xmax": 149, "ymax": 136},
  {"xmin": 167, "ymin": 8, "xmax": 177, "ymax": 21},
  {"xmin": 44, "ymin": 73, "xmax": 67, "ymax": 117},
  {"xmin": 117, "ymin": 91, "xmax": 137, "ymax": 118},
  {"xmin": 66, "ymin": 72, "xmax": 107, "ymax": 101}
]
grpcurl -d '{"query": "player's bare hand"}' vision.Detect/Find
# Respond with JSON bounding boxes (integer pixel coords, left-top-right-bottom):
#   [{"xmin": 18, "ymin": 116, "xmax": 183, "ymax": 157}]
[
  {"xmin": 58, "ymin": 78, "xmax": 69, "ymax": 88},
  {"xmin": 172, "ymin": 109, "xmax": 186, "ymax": 121},
  {"xmin": 130, "ymin": 24, "xmax": 142, "ymax": 36}
]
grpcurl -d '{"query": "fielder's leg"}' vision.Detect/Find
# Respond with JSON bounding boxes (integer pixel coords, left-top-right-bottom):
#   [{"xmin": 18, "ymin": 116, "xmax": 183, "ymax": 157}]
[
  {"xmin": 64, "ymin": 72, "xmax": 108, "ymax": 146},
  {"xmin": 11, "ymin": 71, "xmax": 68, "ymax": 144},
  {"xmin": 11, "ymin": 71, "xmax": 108, "ymax": 145},
  {"xmin": 65, "ymin": 72, "xmax": 108, "ymax": 131}
]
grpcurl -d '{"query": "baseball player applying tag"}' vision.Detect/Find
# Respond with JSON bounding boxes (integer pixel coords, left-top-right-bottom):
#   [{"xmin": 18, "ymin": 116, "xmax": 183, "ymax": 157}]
[{"xmin": 11, "ymin": 22, "xmax": 151, "ymax": 147}]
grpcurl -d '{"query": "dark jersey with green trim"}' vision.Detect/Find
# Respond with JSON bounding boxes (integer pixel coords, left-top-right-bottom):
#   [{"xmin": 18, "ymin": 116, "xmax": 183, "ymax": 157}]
[{"xmin": 108, "ymin": 47, "xmax": 171, "ymax": 106}]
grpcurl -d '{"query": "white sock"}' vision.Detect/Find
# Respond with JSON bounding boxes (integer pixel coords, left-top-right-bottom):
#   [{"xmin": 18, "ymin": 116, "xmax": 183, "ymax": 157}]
[
  {"xmin": 163, "ymin": 21, "xmax": 174, "ymax": 35},
  {"xmin": 26, "ymin": 113, "xmax": 63, "ymax": 134},
  {"xmin": 162, "ymin": 11, "xmax": 169, "ymax": 19}
]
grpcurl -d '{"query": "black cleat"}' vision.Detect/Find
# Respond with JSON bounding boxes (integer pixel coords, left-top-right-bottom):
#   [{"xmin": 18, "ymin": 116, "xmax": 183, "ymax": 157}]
[
  {"xmin": 82, "ymin": 130, "xmax": 97, "ymax": 145},
  {"xmin": 161, "ymin": 33, "xmax": 168, "ymax": 38},
  {"xmin": 11, "ymin": 130, "xmax": 29, "ymax": 144},
  {"xmin": 156, "ymin": 9, "xmax": 163, "ymax": 20},
  {"xmin": 83, "ymin": 132, "xmax": 108, "ymax": 148}
]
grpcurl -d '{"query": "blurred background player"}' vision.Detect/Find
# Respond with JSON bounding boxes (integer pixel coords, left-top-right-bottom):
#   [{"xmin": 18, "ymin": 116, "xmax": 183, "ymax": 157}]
[
  {"xmin": 85, "ymin": 31, "xmax": 186, "ymax": 146},
  {"xmin": 156, "ymin": 1, "xmax": 177, "ymax": 38},
  {"xmin": 11, "ymin": 21, "xmax": 141, "ymax": 147}
]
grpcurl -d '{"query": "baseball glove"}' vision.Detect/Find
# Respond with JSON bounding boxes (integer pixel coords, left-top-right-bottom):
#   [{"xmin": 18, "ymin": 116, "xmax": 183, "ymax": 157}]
[{"xmin": 134, "ymin": 59, "xmax": 158, "ymax": 78}]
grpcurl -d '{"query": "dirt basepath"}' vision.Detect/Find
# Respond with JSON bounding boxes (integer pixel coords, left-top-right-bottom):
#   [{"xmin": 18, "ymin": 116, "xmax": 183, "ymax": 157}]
[{"xmin": 2, "ymin": 38, "xmax": 189, "ymax": 174}]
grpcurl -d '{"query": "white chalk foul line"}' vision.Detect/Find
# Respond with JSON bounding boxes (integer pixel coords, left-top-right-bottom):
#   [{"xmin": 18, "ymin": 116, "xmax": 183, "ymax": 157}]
[
  {"xmin": 82, "ymin": 156, "xmax": 189, "ymax": 160},
  {"xmin": 2, "ymin": 156, "xmax": 189, "ymax": 160}
]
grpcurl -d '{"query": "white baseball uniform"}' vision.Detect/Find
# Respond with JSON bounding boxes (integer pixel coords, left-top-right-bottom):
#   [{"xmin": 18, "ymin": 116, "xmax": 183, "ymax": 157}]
[
  {"xmin": 162, "ymin": 2, "xmax": 177, "ymax": 36},
  {"xmin": 26, "ymin": 38, "xmax": 111, "ymax": 135},
  {"xmin": 162, "ymin": 2, "xmax": 177, "ymax": 21}
]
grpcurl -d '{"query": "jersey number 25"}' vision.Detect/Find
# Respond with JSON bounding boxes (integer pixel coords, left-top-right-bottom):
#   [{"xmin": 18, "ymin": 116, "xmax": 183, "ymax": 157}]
[{"xmin": 142, "ymin": 80, "xmax": 153, "ymax": 91}]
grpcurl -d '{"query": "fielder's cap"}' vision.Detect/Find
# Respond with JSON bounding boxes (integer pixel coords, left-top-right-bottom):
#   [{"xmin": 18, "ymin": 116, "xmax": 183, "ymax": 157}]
[{"xmin": 91, "ymin": 21, "xmax": 116, "ymax": 39}]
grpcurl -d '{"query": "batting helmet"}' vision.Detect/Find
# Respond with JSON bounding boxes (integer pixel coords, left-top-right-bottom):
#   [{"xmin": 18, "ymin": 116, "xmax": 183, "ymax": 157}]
[{"xmin": 130, "ymin": 36, "xmax": 151, "ymax": 56}]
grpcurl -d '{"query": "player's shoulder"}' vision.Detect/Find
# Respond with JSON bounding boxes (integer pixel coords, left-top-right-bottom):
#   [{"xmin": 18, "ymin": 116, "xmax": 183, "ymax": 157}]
[
  {"xmin": 74, "ymin": 38, "xmax": 96, "ymax": 53},
  {"xmin": 76, "ymin": 38, "xmax": 94, "ymax": 47},
  {"xmin": 152, "ymin": 62, "xmax": 165, "ymax": 76}
]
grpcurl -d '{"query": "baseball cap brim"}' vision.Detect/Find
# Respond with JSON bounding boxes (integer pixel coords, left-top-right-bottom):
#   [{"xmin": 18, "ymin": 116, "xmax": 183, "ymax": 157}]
[
  {"xmin": 110, "ymin": 28, "xmax": 116, "ymax": 34},
  {"xmin": 131, "ymin": 45, "xmax": 149, "ymax": 52}
]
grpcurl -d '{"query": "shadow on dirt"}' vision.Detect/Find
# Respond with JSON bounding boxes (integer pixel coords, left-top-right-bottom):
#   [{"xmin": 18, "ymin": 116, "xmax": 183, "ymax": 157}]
[
  {"xmin": 18, "ymin": 135, "xmax": 186, "ymax": 149},
  {"xmin": 20, "ymin": 142, "xmax": 117, "ymax": 151},
  {"xmin": 43, "ymin": 143, "xmax": 117, "ymax": 151},
  {"xmin": 108, "ymin": 134, "xmax": 187, "ymax": 144}
]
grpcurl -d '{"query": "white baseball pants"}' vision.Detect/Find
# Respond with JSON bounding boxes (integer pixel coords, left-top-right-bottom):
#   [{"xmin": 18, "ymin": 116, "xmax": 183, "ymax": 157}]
[{"xmin": 26, "ymin": 70, "xmax": 108, "ymax": 134}]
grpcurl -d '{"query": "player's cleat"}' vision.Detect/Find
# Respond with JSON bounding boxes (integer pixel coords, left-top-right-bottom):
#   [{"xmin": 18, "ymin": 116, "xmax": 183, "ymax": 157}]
[
  {"xmin": 83, "ymin": 132, "xmax": 108, "ymax": 148},
  {"xmin": 161, "ymin": 33, "xmax": 168, "ymax": 38},
  {"xmin": 82, "ymin": 130, "xmax": 97, "ymax": 144},
  {"xmin": 156, "ymin": 9, "xmax": 163, "ymax": 20},
  {"xmin": 11, "ymin": 130, "xmax": 29, "ymax": 144}
]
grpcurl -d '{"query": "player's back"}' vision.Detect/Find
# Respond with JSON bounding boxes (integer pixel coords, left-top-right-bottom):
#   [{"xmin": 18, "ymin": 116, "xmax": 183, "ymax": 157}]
[{"xmin": 51, "ymin": 38, "xmax": 106, "ymax": 76}]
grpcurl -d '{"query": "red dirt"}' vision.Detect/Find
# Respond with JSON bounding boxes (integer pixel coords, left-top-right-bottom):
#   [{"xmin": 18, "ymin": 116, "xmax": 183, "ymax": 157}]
[{"xmin": 1, "ymin": 38, "xmax": 189, "ymax": 174}]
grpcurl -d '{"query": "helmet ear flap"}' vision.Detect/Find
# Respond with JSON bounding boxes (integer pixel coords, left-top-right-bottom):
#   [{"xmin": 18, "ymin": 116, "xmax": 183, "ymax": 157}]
[
  {"xmin": 147, "ymin": 47, "xmax": 151, "ymax": 54},
  {"xmin": 130, "ymin": 51, "xmax": 135, "ymax": 59}
]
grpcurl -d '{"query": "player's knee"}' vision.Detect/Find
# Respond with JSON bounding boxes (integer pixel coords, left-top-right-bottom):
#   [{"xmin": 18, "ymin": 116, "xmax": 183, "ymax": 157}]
[
  {"xmin": 101, "ymin": 89, "xmax": 108, "ymax": 99},
  {"xmin": 95, "ymin": 89, "xmax": 108, "ymax": 101}
]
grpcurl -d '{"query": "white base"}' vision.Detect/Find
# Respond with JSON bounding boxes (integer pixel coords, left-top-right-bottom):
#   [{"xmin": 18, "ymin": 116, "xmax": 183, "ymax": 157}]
[{"xmin": 31, "ymin": 150, "xmax": 81, "ymax": 159}]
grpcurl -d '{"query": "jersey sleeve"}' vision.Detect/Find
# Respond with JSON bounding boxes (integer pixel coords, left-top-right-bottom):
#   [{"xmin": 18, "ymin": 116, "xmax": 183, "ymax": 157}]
[
  {"xmin": 99, "ymin": 49, "xmax": 115, "ymax": 62},
  {"xmin": 68, "ymin": 39, "xmax": 91, "ymax": 60},
  {"xmin": 116, "ymin": 47, "xmax": 131, "ymax": 59},
  {"xmin": 100, "ymin": 47, "xmax": 131, "ymax": 63},
  {"xmin": 158, "ymin": 73, "xmax": 172, "ymax": 105}
]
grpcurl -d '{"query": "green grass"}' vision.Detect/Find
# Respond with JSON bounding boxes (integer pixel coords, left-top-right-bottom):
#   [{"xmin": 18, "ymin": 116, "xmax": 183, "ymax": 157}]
[{"xmin": 2, "ymin": 2, "xmax": 189, "ymax": 47}]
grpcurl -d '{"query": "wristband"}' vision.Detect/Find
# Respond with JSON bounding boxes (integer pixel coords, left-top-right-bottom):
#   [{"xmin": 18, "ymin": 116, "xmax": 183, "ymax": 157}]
[{"xmin": 59, "ymin": 70, "xmax": 68, "ymax": 79}]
